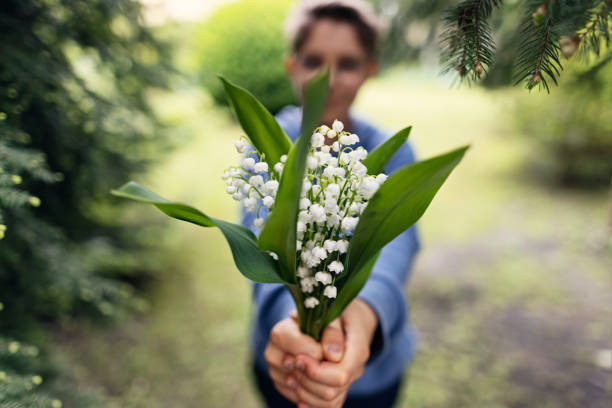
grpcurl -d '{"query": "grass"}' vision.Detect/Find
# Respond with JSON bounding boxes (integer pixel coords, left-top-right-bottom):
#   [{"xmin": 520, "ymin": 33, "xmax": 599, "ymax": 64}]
[{"xmin": 48, "ymin": 68, "xmax": 612, "ymax": 407}]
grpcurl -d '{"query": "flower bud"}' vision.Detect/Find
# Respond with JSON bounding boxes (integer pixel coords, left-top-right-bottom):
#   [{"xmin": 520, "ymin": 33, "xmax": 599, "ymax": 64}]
[{"xmin": 475, "ymin": 61, "xmax": 484, "ymax": 77}]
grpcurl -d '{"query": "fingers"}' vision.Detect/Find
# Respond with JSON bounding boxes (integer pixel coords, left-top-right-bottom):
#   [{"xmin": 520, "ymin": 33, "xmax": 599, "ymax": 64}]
[
  {"xmin": 293, "ymin": 369, "xmax": 349, "ymax": 402},
  {"xmin": 270, "ymin": 318, "xmax": 323, "ymax": 360},
  {"xmin": 264, "ymin": 341, "xmax": 288, "ymax": 370},
  {"xmin": 295, "ymin": 382, "xmax": 347, "ymax": 408},
  {"xmin": 320, "ymin": 317, "xmax": 344, "ymax": 363},
  {"xmin": 277, "ymin": 386, "xmax": 299, "ymax": 405},
  {"xmin": 295, "ymin": 354, "xmax": 351, "ymax": 388},
  {"xmin": 289, "ymin": 309, "xmax": 298, "ymax": 322},
  {"xmin": 269, "ymin": 365, "xmax": 299, "ymax": 403}
]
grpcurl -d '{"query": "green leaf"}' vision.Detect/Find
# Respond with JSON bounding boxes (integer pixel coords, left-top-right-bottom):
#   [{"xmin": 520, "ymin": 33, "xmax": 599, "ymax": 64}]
[
  {"xmin": 111, "ymin": 181, "xmax": 215, "ymax": 227},
  {"xmin": 213, "ymin": 218, "xmax": 286, "ymax": 283},
  {"xmin": 362, "ymin": 126, "xmax": 412, "ymax": 175},
  {"xmin": 219, "ymin": 75, "xmax": 292, "ymax": 168},
  {"xmin": 111, "ymin": 181, "xmax": 285, "ymax": 283},
  {"xmin": 258, "ymin": 70, "xmax": 330, "ymax": 283},
  {"xmin": 347, "ymin": 145, "xmax": 469, "ymax": 276},
  {"xmin": 323, "ymin": 251, "xmax": 380, "ymax": 326}
]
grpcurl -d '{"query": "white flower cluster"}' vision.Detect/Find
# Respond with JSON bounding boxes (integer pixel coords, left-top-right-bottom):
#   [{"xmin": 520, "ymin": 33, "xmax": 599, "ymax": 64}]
[{"xmin": 223, "ymin": 120, "xmax": 388, "ymax": 310}]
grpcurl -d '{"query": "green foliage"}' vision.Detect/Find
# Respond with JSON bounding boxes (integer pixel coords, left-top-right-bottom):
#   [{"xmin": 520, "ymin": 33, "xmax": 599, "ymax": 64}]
[
  {"xmin": 0, "ymin": 0, "xmax": 168, "ymax": 332},
  {"xmin": 220, "ymin": 76, "xmax": 292, "ymax": 170},
  {"xmin": 440, "ymin": 0, "xmax": 502, "ymax": 82},
  {"xmin": 0, "ymin": 0, "xmax": 169, "ymax": 404},
  {"xmin": 515, "ymin": 56, "xmax": 612, "ymax": 187},
  {"xmin": 112, "ymin": 73, "xmax": 330, "ymax": 286},
  {"xmin": 111, "ymin": 181, "xmax": 285, "ymax": 284},
  {"xmin": 113, "ymin": 73, "xmax": 468, "ymax": 341},
  {"xmin": 349, "ymin": 146, "xmax": 468, "ymax": 275},
  {"xmin": 362, "ymin": 126, "xmax": 412, "ymax": 174},
  {"xmin": 0, "ymin": 329, "xmax": 57, "ymax": 407},
  {"xmin": 438, "ymin": 0, "xmax": 612, "ymax": 90},
  {"xmin": 0, "ymin": 125, "xmax": 56, "ymax": 238},
  {"xmin": 193, "ymin": 0, "xmax": 296, "ymax": 113},
  {"xmin": 258, "ymin": 71, "xmax": 330, "ymax": 284}
]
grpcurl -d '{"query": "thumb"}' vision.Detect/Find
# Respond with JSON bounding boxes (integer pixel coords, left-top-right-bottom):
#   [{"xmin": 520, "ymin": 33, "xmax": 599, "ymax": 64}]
[{"xmin": 320, "ymin": 317, "xmax": 344, "ymax": 362}]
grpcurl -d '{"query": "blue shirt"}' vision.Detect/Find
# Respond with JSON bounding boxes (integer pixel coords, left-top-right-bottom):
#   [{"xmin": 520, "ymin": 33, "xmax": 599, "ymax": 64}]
[{"xmin": 242, "ymin": 105, "xmax": 421, "ymax": 396}]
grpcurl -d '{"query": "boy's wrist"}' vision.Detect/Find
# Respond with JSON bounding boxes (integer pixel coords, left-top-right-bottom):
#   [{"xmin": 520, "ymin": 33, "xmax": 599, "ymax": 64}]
[{"xmin": 344, "ymin": 298, "xmax": 379, "ymax": 346}]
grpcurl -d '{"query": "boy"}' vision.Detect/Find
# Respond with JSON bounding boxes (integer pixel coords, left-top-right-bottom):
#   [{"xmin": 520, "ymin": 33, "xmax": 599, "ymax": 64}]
[{"xmin": 243, "ymin": 1, "xmax": 420, "ymax": 407}]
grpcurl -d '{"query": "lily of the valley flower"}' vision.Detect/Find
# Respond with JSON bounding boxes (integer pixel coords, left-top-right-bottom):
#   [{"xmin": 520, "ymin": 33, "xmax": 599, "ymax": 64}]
[{"xmin": 222, "ymin": 119, "xmax": 388, "ymax": 310}]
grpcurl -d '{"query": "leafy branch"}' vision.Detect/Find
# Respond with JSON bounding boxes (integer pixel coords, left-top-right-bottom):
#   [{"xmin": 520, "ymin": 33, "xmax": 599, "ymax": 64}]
[
  {"xmin": 440, "ymin": 0, "xmax": 503, "ymax": 82},
  {"xmin": 439, "ymin": 0, "xmax": 612, "ymax": 91},
  {"xmin": 514, "ymin": 1, "xmax": 563, "ymax": 91},
  {"xmin": 576, "ymin": 0, "xmax": 612, "ymax": 59}
]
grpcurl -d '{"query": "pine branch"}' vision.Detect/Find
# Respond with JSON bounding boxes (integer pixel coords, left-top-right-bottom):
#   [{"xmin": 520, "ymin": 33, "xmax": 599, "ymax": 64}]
[
  {"xmin": 576, "ymin": 0, "xmax": 612, "ymax": 59},
  {"xmin": 440, "ymin": 0, "xmax": 503, "ymax": 82},
  {"xmin": 514, "ymin": 1, "xmax": 563, "ymax": 92}
]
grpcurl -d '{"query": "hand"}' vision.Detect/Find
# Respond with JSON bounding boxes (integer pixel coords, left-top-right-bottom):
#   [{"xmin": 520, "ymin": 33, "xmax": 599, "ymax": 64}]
[
  {"xmin": 263, "ymin": 299, "xmax": 378, "ymax": 407},
  {"xmin": 293, "ymin": 299, "xmax": 378, "ymax": 408},
  {"xmin": 264, "ymin": 310, "xmax": 346, "ymax": 405}
]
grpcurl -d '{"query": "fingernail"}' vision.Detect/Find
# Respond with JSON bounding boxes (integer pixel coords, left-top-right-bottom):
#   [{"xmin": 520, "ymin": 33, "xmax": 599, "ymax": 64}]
[
  {"xmin": 296, "ymin": 360, "xmax": 305, "ymax": 371},
  {"xmin": 284, "ymin": 360, "xmax": 294, "ymax": 371},
  {"xmin": 287, "ymin": 378, "xmax": 297, "ymax": 390},
  {"xmin": 327, "ymin": 343, "xmax": 342, "ymax": 356}
]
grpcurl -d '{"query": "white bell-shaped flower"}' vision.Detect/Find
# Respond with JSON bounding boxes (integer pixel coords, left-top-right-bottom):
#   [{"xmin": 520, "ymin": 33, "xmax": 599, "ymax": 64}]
[
  {"xmin": 311, "ymin": 132, "xmax": 325, "ymax": 148},
  {"xmin": 315, "ymin": 271, "xmax": 332, "ymax": 285},
  {"xmin": 262, "ymin": 196, "xmax": 274, "ymax": 208},
  {"xmin": 328, "ymin": 261, "xmax": 344, "ymax": 274},
  {"xmin": 332, "ymin": 119, "xmax": 344, "ymax": 133},
  {"xmin": 254, "ymin": 162, "xmax": 268, "ymax": 173},
  {"xmin": 301, "ymin": 277, "xmax": 318, "ymax": 293},
  {"xmin": 323, "ymin": 285, "xmax": 337, "ymax": 298},
  {"xmin": 304, "ymin": 297, "xmax": 320, "ymax": 308},
  {"xmin": 235, "ymin": 140, "xmax": 247, "ymax": 153},
  {"xmin": 242, "ymin": 157, "xmax": 255, "ymax": 170}
]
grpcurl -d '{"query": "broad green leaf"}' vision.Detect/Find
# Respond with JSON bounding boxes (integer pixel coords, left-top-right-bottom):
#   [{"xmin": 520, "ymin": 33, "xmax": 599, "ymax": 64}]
[
  {"xmin": 111, "ymin": 181, "xmax": 215, "ymax": 227},
  {"xmin": 213, "ymin": 218, "xmax": 286, "ymax": 283},
  {"xmin": 347, "ymin": 145, "xmax": 469, "ymax": 276},
  {"xmin": 111, "ymin": 181, "xmax": 285, "ymax": 284},
  {"xmin": 323, "ymin": 251, "xmax": 380, "ymax": 327},
  {"xmin": 258, "ymin": 71, "xmax": 329, "ymax": 283},
  {"xmin": 219, "ymin": 75, "xmax": 292, "ymax": 168},
  {"xmin": 362, "ymin": 126, "xmax": 412, "ymax": 175}
]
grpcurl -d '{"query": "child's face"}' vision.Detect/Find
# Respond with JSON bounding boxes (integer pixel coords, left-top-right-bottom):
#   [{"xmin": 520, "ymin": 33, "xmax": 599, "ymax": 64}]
[{"xmin": 285, "ymin": 18, "xmax": 378, "ymax": 126}]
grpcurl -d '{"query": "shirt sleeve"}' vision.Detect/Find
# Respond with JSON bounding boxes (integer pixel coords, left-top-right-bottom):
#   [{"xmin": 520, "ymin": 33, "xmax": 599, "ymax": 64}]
[{"xmin": 356, "ymin": 138, "xmax": 421, "ymax": 362}]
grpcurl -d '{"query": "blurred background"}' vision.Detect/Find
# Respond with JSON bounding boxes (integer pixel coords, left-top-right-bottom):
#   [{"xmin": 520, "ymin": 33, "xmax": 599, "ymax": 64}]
[{"xmin": 0, "ymin": 0, "xmax": 610, "ymax": 407}]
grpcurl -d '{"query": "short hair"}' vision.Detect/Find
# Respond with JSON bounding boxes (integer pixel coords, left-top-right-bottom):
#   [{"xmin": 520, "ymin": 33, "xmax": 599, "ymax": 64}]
[{"xmin": 284, "ymin": 0, "xmax": 387, "ymax": 59}]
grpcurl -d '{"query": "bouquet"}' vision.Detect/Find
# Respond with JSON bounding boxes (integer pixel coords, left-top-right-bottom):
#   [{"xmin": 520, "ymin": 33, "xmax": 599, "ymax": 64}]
[{"xmin": 112, "ymin": 72, "xmax": 468, "ymax": 340}]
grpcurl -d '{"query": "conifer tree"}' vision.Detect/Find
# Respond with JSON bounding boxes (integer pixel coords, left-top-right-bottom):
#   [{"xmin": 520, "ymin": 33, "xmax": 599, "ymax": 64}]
[{"xmin": 439, "ymin": 0, "xmax": 611, "ymax": 91}]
